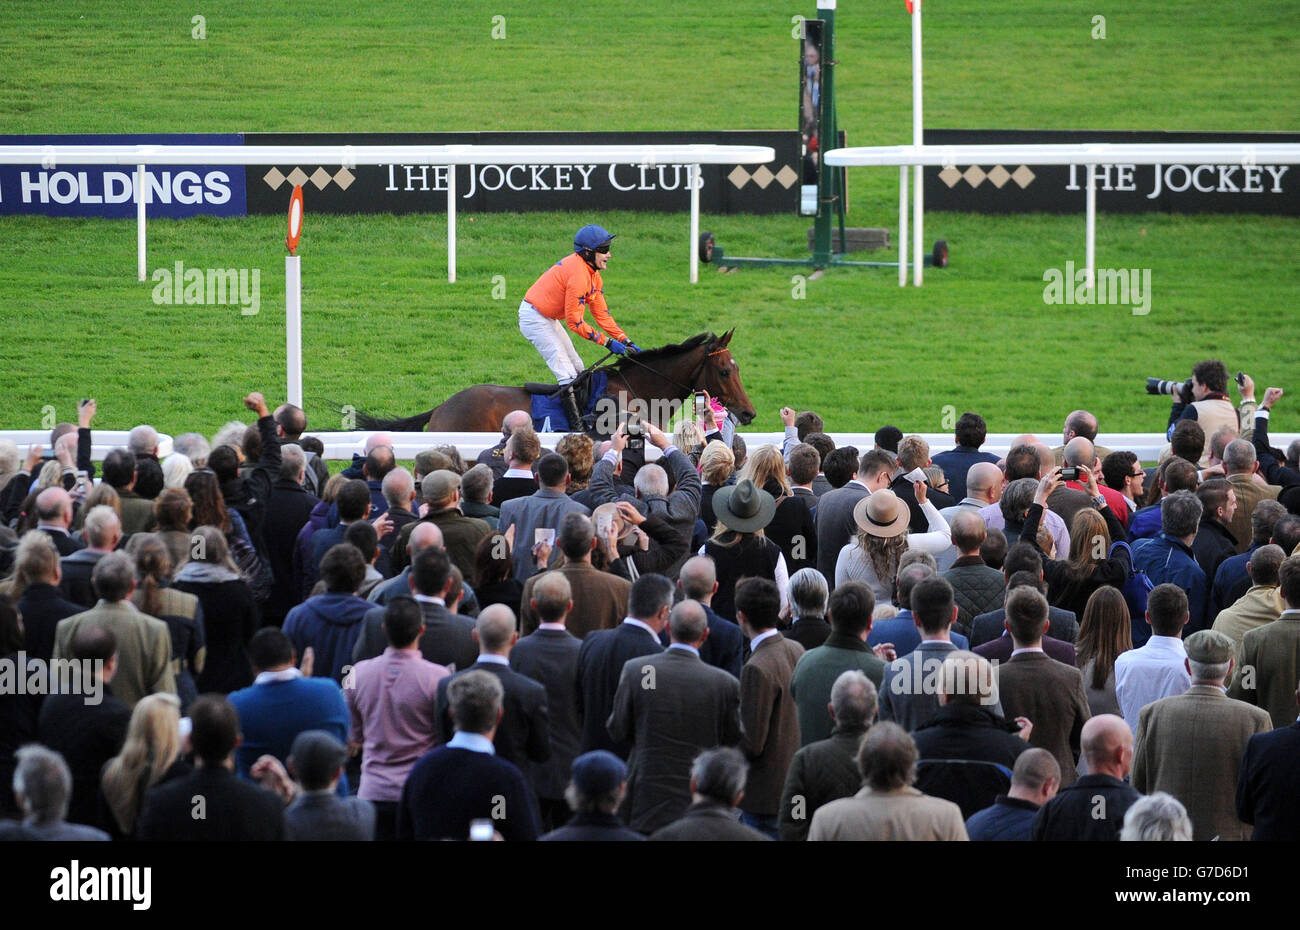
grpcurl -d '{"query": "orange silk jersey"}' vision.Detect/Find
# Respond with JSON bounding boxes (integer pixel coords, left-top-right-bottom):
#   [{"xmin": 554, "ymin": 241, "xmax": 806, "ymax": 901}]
[{"xmin": 523, "ymin": 252, "xmax": 627, "ymax": 345}]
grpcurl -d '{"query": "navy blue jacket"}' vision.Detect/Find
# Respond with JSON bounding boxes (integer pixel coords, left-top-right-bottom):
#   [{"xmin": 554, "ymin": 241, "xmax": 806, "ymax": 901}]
[
  {"xmin": 931, "ymin": 445, "xmax": 1001, "ymax": 503},
  {"xmin": 397, "ymin": 745, "xmax": 538, "ymax": 842},
  {"xmin": 1237, "ymin": 722, "xmax": 1300, "ymax": 841},
  {"xmin": 965, "ymin": 795, "xmax": 1041, "ymax": 841},
  {"xmin": 282, "ymin": 592, "xmax": 374, "ymax": 684},
  {"xmin": 1132, "ymin": 533, "xmax": 1210, "ymax": 634}
]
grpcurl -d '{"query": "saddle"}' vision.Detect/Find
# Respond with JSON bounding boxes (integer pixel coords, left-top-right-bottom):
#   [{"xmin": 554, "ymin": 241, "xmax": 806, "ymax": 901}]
[{"xmin": 527, "ymin": 371, "xmax": 609, "ymax": 434}]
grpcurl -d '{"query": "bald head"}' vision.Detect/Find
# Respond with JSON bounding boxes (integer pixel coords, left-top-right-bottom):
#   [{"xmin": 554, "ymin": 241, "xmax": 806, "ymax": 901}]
[
  {"xmin": 950, "ymin": 510, "xmax": 987, "ymax": 555},
  {"xmin": 408, "ymin": 521, "xmax": 444, "ymax": 556},
  {"xmin": 678, "ymin": 555, "xmax": 718, "ymax": 601},
  {"xmin": 363, "ymin": 432, "xmax": 393, "ymax": 455},
  {"xmin": 35, "ymin": 487, "xmax": 72, "ymax": 528},
  {"xmin": 1031, "ymin": 443, "xmax": 1055, "ymax": 477},
  {"xmin": 1081, "ymin": 714, "xmax": 1133, "ymax": 777},
  {"xmin": 502, "ymin": 410, "xmax": 532, "ymax": 436},
  {"xmin": 530, "ymin": 571, "xmax": 573, "ymax": 624},
  {"xmin": 965, "ymin": 462, "xmax": 1003, "ymax": 502},
  {"xmin": 1063, "ymin": 436, "xmax": 1096, "ymax": 469},
  {"xmin": 474, "ymin": 604, "xmax": 517, "ymax": 654},
  {"xmin": 382, "ymin": 467, "xmax": 415, "ymax": 511},
  {"xmin": 669, "ymin": 599, "xmax": 709, "ymax": 646}
]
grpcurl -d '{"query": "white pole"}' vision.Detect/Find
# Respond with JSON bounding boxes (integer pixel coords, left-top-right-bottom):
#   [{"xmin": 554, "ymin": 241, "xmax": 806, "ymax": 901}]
[
  {"xmin": 285, "ymin": 254, "xmax": 302, "ymax": 408},
  {"xmin": 911, "ymin": 0, "xmax": 924, "ymax": 286},
  {"xmin": 447, "ymin": 165, "xmax": 456, "ymax": 283},
  {"xmin": 898, "ymin": 166, "xmax": 909, "ymax": 287},
  {"xmin": 689, "ymin": 164, "xmax": 700, "ymax": 284},
  {"xmin": 136, "ymin": 164, "xmax": 146, "ymax": 282},
  {"xmin": 1085, "ymin": 163, "xmax": 1096, "ymax": 292}
]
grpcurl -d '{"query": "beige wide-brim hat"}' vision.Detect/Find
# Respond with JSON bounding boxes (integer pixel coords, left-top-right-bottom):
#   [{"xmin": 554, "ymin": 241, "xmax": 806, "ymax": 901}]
[
  {"xmin": 712, "ymin": 479, "xmax": 777, "ymax": 534},
  {"xmin": 591, "ymin": 502, "xmax": 636, "ymax": 542},
  {"xmin": 853, "ymin": 489, "xmax": 911, "ymax": 538}
]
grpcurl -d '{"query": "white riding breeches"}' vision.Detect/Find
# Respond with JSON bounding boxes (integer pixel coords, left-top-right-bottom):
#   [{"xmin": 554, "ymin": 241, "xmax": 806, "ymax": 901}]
[{"xmin": 519, "ymin": 300, "xmax": 583, "ymax": 383}]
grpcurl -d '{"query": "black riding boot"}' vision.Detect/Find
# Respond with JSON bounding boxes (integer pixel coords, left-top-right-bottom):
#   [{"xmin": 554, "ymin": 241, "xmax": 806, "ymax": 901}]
[{"xmin": 560, "ymin": 383, "xmax": 584, "ymax": 431}]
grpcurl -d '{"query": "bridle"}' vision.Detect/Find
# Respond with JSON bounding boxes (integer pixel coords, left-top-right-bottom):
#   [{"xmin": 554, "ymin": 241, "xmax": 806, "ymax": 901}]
[{"xmin": 612, "ymin": 343, "xmax": 728, "ymax": 400}]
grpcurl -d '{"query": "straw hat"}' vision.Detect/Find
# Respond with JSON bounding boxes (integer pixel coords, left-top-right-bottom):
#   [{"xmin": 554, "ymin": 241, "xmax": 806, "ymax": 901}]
[
  {"xmin": 591, "ymin": 502, "xmax": 636, "ymax": 542},
  {"xmin": 852, "ymin": 489, "xmax": 910, "ymax": 538},
  {"xmin": 711, "ymin": 479, "xmax": 777, "ymax": 534}
]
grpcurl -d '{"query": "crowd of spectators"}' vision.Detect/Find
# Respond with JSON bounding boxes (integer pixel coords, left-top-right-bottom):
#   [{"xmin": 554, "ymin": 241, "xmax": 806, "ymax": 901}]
[{"xmin": 2, "ymin": 359, "xmax": 1299, "ymax": 842}]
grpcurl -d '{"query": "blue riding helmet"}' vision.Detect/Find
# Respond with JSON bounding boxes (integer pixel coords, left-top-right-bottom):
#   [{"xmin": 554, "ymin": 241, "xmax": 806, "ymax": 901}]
[{"xmin": 574, "ymin": 224, "xmax": 616, "ymax": 252}]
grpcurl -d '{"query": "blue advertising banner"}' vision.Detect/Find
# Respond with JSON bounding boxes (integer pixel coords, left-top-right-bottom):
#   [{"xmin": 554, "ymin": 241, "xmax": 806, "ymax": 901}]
[{"xmin": 0, "ymin": 133, "xmax": 246, "ymax": 218}]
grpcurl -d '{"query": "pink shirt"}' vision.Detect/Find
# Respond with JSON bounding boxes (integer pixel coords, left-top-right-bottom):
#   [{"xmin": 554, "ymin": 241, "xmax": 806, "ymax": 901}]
[{"xmin": 346, "ymin": 647, "xmax": 450, "ymax": 802}]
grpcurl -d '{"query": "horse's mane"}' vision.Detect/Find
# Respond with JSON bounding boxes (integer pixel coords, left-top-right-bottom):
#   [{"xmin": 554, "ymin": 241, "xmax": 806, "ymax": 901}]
[{"xmin": 599, "ymin": 332, "xmax": 717, "ymax": 372}]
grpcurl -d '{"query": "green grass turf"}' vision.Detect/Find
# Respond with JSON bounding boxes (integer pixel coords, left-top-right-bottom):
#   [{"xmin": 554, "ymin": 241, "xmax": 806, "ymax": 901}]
[{"xmin": 0, "ymin": 0, "xmax": 1295, "ymax": 438}]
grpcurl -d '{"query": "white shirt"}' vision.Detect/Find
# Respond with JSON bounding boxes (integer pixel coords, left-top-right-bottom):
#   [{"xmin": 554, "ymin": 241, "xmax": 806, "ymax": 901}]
[
  {"xmin": 1114, "ymin": 635, "xmax": 1191, "ymax": 733},
  {"xmin": 476, "ymin": 654, "xmax": 508, "ymax": 666},
  {"xmin": 253, "ymin": 667, "xmax": 302, "ymax": 686},
  {"xmin": 749, "ymin": 628, "xmax": 780, "ymax": 651},
  {"xmin": 502, "ymin": 468, "xmax": 535, "ymax": 479},
  {"xmin": 622, "ymin": 618, "xmax": 660, "ymax": 641},
  {"xmin": 538, "ymin": 622, "xmax": 567, "ymax": 632},
  {"xmin": 1010, "ymin": 646, "xmax": 1044, "ymax": 657}
]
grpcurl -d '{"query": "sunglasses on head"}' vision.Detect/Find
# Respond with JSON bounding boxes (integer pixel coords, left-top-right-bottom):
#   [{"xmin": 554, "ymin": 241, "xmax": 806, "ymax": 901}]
[{"xmin": 594, "ymin": 245, "xmax": 611, "ymax": 254}]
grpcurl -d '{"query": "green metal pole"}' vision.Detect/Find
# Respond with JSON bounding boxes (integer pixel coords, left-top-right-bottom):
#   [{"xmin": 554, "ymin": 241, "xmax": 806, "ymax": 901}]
[{"xmin": 812, "ymin": 1, "xmax": 836, "ymax": 267}]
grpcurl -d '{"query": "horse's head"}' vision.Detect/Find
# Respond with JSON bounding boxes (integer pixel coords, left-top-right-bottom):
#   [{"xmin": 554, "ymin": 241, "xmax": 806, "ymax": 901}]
[{"xmin": 700, "ymin": 329, "xmax": 756, "ymax": 425}]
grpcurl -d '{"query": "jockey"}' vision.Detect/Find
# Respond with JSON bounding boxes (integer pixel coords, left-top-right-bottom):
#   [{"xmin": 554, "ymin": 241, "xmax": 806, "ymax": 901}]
[{"xmin": 519, "ymin": 224, "xmax": 642, "ymax": 428}]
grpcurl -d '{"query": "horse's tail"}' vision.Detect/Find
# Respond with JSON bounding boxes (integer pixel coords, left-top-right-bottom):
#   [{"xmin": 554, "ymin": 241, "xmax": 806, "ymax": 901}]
[{"xmin": 347, "ymin": 406, "xmax": 436, "ymax": 432}]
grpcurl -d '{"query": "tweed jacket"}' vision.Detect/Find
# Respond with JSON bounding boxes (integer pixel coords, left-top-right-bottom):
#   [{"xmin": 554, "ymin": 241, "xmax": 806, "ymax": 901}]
[
  {"xmin": 995, "ymin": 651, "xmax": 1091, "ymax": 787},
  {"xmin": 1132, "ymin": 684, "xmax": 1272, "ymax": 841},
  {"xmin": 1225, "ymin": 474, "xmax": 1279, "ymax": 556},
  {"xmin": 739, "ymin": 633, "xmax": 805, "ymax": 816},
  {"xmin": 53, "ymin": 600, "xmax": 176, "ymax": 709},
  {"xmin": 607, "ymin": 646, "xmax": 742, "ymax": 833},
  {"xmin": 1228, "ymin": 609, "xmax": 1300, "ymax": 728},
  {"xmin": 518, "ymin": 560, "xmax": 630, "ymax": 638}
]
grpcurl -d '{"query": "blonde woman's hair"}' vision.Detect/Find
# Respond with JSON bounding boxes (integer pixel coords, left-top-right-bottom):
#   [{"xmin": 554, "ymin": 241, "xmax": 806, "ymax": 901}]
[
  {"xmin": 699, "ymin": 440, "xmax": 735, "ymax": 486},
  {"xmin": 739, "ymin": 444, "xmax": 790, "ymax": 496},
  {"xmin": 100, "ymin": 693, "xmax": 182, "ymax": 835},
  {"xmin": 1, "ymin": 530, "xmax": 60, "ymax": 600},
  {"xmin": 83, "ymin": 482, "xmax": 122, "ymax": 518},
  {"xmin": 34, "ymin": 460, "xmax": 64, "ymax": 492},
  {"xmin": 674, "ymin": 420, "xmax": 706, "ymax": 453}
]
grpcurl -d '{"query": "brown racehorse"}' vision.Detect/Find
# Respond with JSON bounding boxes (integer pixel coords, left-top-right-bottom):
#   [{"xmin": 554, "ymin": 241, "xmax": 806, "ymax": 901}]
[{"xmin": 356, "ymin": 330, "xmax": 757, "ymax": 434}]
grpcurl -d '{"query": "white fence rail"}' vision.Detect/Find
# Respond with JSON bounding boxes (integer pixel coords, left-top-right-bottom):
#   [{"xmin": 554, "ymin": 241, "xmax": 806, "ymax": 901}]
[{"xmin": 823, "ymin": 142, "xmax": 1300, "ymax": 287}]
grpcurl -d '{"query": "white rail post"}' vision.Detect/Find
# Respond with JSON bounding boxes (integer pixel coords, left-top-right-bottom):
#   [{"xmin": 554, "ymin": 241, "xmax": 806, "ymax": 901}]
[
  {"xmin": 689, "ymin": 164, "xmax": 700, "ymax": 284},
  {"xmin": 447, "ymin": 165, "xmax": 457, "ymax": 283},
  {"xmin": 136, "ymin": 164, "xmax": 146, "ymax": 281},
  {"xmin": 898, "ymin": 166, "xmax": 909, "ymax": 287},
  {"xmin": 1085, "ymin": 163, "xmax": 1096, "ymax": 292},
  {"xmin": 286, "ymin": 255, "xmax": 302, "ymax": 407},
  {"xmin": 912, "ymin": 0, "xmax": 924, "ymax": 286}
]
